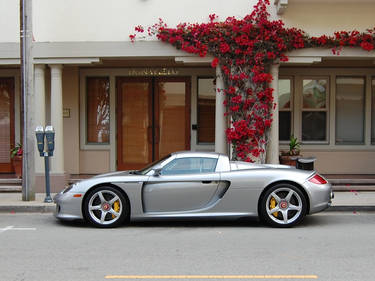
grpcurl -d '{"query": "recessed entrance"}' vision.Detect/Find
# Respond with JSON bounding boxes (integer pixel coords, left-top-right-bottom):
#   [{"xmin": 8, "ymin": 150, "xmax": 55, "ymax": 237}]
[
  {"xmin": 0, "ymin": 77, "xmax": 15, "ymax": 173},
  {"xmin": 116, "ymin": 77, "xmax": 191, "ymax": 170}
]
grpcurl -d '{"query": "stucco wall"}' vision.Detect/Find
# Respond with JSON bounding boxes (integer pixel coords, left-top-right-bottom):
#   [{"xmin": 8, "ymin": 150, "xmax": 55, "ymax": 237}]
[
  {"xmin": 33, "ymin": 0, "xmax": 256, "ymax": 42},
  {"xmin": 79, "ymin": 150, "xmax": 110, "ymax": 174},
  {"xmin": 281, "ymin": 3, "xmax": 375, "ymax": 36},
  {"xmin": 0, "ymin": 0, "xmax": 19, "ymax": 42},
  {"xmin": 62, "ymin": 66, "xmax": 80, "ymax": 174},
  {"xmin": 302, "ymin": 151, "xmax": 375, "ymax": 175},
  {"xmin": 4, "ymin": 1, "xmax": 375, "ymax": 43}
]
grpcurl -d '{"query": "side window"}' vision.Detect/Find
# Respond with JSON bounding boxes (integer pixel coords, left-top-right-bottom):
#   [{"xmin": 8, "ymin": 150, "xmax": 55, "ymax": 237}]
[{"xmin": 161, "ymin": 157, "xmax": 218, "ymax": 175}]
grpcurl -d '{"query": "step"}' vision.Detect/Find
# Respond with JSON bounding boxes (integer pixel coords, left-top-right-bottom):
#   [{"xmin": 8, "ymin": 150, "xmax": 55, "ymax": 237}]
[
  {"xmin": 332, "ymin": 185, "xmax": 375, "ymax": 191},
  {"xmin": 0, "ymin": 185, "xmax": 22, "ymax": 192},
  {"xmin": 328, "ymin": 178, "xmax": 375, "ymax": 185},
  {"xmin": 0, "ymin": 178, "xmax": 22, "ymax": 185}
]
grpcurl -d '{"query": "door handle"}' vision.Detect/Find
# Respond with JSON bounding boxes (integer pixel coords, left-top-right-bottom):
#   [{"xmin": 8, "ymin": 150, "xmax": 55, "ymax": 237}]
[{"xmin": 202, "ymin": 181, "xmax": 212, "ymax": 184}]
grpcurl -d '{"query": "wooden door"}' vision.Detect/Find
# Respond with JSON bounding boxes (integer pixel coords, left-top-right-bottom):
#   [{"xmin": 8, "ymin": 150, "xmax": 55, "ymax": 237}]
[
  {"xmin": 117, "ymin": 78, "xmax": 153, "ymax": 170},
  {"xmin": 117, "ymin": 77, "xmax": 191, "ymax": 171},
  {"xmin": 0, "ymin": 78, "xmax": 15, "ymax": 173}
]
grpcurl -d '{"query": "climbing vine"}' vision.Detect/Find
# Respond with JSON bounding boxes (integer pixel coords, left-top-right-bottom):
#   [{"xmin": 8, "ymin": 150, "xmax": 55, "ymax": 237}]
[{"xmin": 131, "ymin": 0, "xmax": 375, "ymax": 162}]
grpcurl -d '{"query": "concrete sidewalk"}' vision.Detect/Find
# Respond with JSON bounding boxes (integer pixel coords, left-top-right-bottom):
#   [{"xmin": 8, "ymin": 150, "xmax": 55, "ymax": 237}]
[{"xmin": 0, "ymin": 191, "xmax": 375, "ymax": 213}]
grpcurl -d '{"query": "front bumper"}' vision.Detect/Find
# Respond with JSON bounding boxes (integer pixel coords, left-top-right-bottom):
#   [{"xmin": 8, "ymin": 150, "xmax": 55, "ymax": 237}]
[{"xmin": 54, "ymin": 191, "xmax": 84, "ymax": 221}]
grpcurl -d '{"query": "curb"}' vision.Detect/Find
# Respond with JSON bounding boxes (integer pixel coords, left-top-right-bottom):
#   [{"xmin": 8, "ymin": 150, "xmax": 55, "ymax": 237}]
[
  {"xmin": 0, "ymin": 205, "xmax": 55, "ymax": 213},
  {"xmin": 327, "ymin": 205, "xmax": 375, "ymax": 212}
]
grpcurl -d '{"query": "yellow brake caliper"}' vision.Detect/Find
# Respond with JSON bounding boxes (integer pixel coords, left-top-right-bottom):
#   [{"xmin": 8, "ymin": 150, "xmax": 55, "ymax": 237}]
[
  {"xmin": 112, "ymin": 200, "xmax": 120, "ymax": 219},
  {"xmin": 270, "ymin": 197, "xmax": 278, "ymax": 217}
]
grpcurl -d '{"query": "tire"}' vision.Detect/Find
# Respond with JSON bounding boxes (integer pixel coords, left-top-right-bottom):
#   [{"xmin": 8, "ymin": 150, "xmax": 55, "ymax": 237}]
[
  {"xmin": 83, "ymin": 186, "xmax": 128, "ymax": 228},
  {"xmin": 259, "ymin": 183, "xmax": 307, "ymax": 228}
]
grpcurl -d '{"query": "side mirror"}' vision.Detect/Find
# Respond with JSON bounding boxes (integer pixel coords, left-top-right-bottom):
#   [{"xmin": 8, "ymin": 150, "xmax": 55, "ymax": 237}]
[{"xmin": 153, "ymin": 168, "xmax": 162, "ymax": 177}]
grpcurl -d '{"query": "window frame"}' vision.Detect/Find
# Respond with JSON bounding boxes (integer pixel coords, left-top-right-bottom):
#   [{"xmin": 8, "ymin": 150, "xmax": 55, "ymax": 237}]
[
  {"xmin": 335, "ymin": 76, "xmax": 366, "ymax": 145},
  {"xmin": 85, "ymin": 76, "xmax": 111, "ymax": 145},
  {"xmin": 80, "ymin": 75, "xmax": 113, "ymax": 150},
  {"xmin": 278, "ymin": 76, "xmax": 294, "ymax": 143},
  {"xmin": 196, "ymin": 76, "xmax": 216, "ymax": 145},
  {"xmin": 299, "ymin": 76, "xmax": 330, "ymax": 144}
]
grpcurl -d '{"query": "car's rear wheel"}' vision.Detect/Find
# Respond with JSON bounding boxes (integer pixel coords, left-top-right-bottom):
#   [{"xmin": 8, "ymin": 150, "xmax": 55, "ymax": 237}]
[
  {"xmin": 83, "ymin": 186, "xmax": 128, "ymax": 228},
  {"xmin": 259, "ymin": 184, "xmax": 307, "ymax": 228}
]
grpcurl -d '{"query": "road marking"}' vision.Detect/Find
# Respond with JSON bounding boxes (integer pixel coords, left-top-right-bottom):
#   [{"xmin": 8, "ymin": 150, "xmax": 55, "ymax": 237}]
[
  {"xmin": 0, "ymin": 225, "xmax": 36, "ymax": 234},
  {"xmin": 105, "ymin": 275, "xmax": 318, "ymax": 279}
]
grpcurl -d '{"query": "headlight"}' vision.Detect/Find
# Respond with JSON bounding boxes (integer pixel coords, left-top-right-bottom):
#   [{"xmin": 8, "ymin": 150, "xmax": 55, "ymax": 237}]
[{"xmin": 63, "ymin": 184, "xmax": 76, "ymax": 193}]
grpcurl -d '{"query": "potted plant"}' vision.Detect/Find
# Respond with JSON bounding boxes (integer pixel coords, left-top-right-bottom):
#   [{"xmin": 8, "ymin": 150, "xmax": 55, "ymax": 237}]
[
  {"xmin": 10, "ymin": 143, "xmax": 23, "ymax": 178},
  {"xmin": 279, "ymin": 135, "xmax": 301, "ymax": 166}
]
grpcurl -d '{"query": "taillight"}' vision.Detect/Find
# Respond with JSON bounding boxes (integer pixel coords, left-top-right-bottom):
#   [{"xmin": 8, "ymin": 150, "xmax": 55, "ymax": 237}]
[{"xmin": 308, "ymin": 174, "xmax": 328, "ymax": 185}]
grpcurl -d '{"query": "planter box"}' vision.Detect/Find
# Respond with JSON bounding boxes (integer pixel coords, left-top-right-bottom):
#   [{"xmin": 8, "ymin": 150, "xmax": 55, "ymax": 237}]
[{"xmin": 12, "ymin": 155, "xmax": 22, "ymax": 178}]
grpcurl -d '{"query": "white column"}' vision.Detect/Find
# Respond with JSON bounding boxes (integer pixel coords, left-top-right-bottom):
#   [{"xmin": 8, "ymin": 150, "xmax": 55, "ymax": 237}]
[
  {"xmin": 266, "ymin": 63, "xmax": 280, "ymax": 164},
  {"xmin": 49, "ymin": 64, "xmax": 65, "ymax": 173},
  {"xmin": 215, "ymin": 66, "xmax": 228, "ymax": 155},
  {"xmin": 34, "ymin": 65, "xmax": 46, "ymax": 173}
]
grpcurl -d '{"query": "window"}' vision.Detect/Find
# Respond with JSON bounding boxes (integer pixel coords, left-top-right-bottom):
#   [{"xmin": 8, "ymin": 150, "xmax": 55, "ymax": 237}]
[
  {"xmin": 161, "ymin": 157, "xmax": 218, "ymax": 175},
  {"xmin": 86, "ymin": 77, "xmax": 110, "ymax": 144},
  {"xmin": 302, "ymin": 79, "xmax": 328, "ymax": 142},
  {"xmin": 336, "ymin": 77, "xmax": 365, "ymax": 145},
  {"xmin": 278, "ymin": 78, "xmax": 292, "ymax": 141},
  {"xmin": 197, "ymin": 78, "xmax": 215, "ymax": 144}
]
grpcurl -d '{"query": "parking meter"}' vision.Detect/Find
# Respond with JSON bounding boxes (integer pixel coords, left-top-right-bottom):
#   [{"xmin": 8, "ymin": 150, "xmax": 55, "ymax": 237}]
[
  {"xmin": 35, "ymin": 126, "xmax": 45, "ymax": 156},
  {"xmin": 45, "ymin": 125, "xmax": 55, "ymax": 156}
]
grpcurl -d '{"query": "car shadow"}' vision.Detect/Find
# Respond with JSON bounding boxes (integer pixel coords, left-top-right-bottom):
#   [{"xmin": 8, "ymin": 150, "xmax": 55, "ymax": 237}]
[
  {"xmin": 53, "ymin": 214, "xmax": 338, "ymax": 229},
  {"xmin": 54, "ymin": 217, "xmax": 265, "ymax": 228},
  {"xmin": 128, "ymin": 217, "xmax": 264, "ymax": 228}
]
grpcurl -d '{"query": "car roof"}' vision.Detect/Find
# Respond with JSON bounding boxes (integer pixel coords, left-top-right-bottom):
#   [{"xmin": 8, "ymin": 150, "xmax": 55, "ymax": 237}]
[{"xmin": 171, "ymin": 151, "xmax": 222, "ymax": 159}]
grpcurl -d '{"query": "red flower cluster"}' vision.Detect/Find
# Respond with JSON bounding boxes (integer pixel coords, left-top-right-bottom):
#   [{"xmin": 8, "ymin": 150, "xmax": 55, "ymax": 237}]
[{"xmin": 131, "ymin": 0, "xmax": 375, "ymax": 162}]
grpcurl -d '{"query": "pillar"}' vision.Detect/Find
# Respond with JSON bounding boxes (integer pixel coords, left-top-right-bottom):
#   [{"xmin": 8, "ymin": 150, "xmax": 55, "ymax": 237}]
[
  {"xmin": 49, "ymin": 64, "xmax": 65, "ymax": 174},
  {"xmin": 215, "ymin": 66, "xmax": 228, "ymax": 155},
  {"xmin": 266, "ymin": 63, "xmax": 280, "ymax": 164},
  {"xmin": 34, "ymin": 64, "xmax": 46, "ymax": 173}
]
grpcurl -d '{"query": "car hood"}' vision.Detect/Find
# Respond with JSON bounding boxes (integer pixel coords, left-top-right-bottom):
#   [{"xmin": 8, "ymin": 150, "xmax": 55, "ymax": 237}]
[{"xmin": 93, "ymin": 170, "xmax": 135, "ymax": 178}]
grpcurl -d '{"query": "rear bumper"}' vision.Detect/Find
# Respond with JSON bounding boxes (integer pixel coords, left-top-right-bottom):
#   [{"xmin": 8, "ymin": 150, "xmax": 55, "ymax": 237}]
[{"xmin": 305, "ymin": 181, "xmax": 333, "ymax": 214}]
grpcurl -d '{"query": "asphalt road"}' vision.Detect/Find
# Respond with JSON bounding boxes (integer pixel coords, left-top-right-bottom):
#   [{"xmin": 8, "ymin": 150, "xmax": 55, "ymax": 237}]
[{"xmin": 0, "ymin": 212, "xmax": 374, "ymax": 281}]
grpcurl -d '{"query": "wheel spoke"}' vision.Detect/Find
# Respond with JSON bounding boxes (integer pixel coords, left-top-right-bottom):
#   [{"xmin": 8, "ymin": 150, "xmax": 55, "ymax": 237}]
[
  {"xmin": 98, "ymin": 192, "xmax": 106, "ymax": 204},
  {"xmin": 267, "ymin": 206, "xmax": 280, "ymax": 215},
  {"xmin": 289, "ymin": 203, "xmax": 301, "ymax": 211},
  {"xmin": 285, "ymin": 190, "xmax": 294, "ymax": 202},
  {"xmin": 109, "ymin": 195, "xmax": 120, "ymax": 205},
  {"xmin": 271, "ymin": 192, "xmax": 282, "ymax": 203},
  {"xmin": 281, "ymin": 210, "xmax": 289, "ymax": 223},
  {"xmin": 109, "ymin": 209, "xmax": 120, "ymax": 218},
  {"xmin": 90, "ymin": 204, "xmax": 101, "ymax": 211},
  {"xmin": 100, "ymin": 211, "xmax": 107, "ymax": 223}
]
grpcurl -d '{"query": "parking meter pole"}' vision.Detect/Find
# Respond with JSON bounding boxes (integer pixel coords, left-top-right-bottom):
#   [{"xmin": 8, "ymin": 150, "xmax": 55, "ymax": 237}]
[
  {"xmin": 44, "ymin": 153, "xmax": 53, "ymax": 203},
  {"xmin": 36, "ymin": 125, "xmax": 55, "ymax": 203}
]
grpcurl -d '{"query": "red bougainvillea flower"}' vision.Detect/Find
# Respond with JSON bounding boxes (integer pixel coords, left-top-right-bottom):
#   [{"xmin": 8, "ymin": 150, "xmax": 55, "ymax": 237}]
[{"xmin": 131, "ymin": 0, "xmax": 375, "ymax": 162}]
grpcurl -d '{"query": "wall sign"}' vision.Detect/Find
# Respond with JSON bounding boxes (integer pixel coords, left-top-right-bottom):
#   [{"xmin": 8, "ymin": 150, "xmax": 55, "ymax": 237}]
[{"xmin": 127, "ymin": 68, "xmax": 179, "ymax": 76}]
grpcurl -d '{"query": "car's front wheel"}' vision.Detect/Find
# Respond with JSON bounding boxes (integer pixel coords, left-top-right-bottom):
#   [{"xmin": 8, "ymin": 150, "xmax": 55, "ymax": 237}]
[
  {"xmin": 259, "ymin": 184, "xmax": 307, "ymax": 228},
  {"xmin": 83, "ymin": 186, "xmax": 128, "ymax": 228}
]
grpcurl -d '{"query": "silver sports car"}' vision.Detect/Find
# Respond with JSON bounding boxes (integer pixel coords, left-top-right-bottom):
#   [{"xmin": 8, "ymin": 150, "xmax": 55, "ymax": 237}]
[{"xmin": 54, "ymin": 151, "xmax": 333, "ymax": 228}]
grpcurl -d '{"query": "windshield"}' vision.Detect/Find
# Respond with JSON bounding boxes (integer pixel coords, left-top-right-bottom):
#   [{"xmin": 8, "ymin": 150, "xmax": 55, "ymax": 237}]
[{"xmin": 137, "ymin": 154, "xmax": 171, "ymax": 175}]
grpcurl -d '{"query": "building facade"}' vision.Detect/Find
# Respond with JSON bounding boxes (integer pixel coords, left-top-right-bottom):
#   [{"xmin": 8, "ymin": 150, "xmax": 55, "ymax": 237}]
[{"xmin": 0, "ymin": 0, "xmax": 374, "ymax": 191}]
